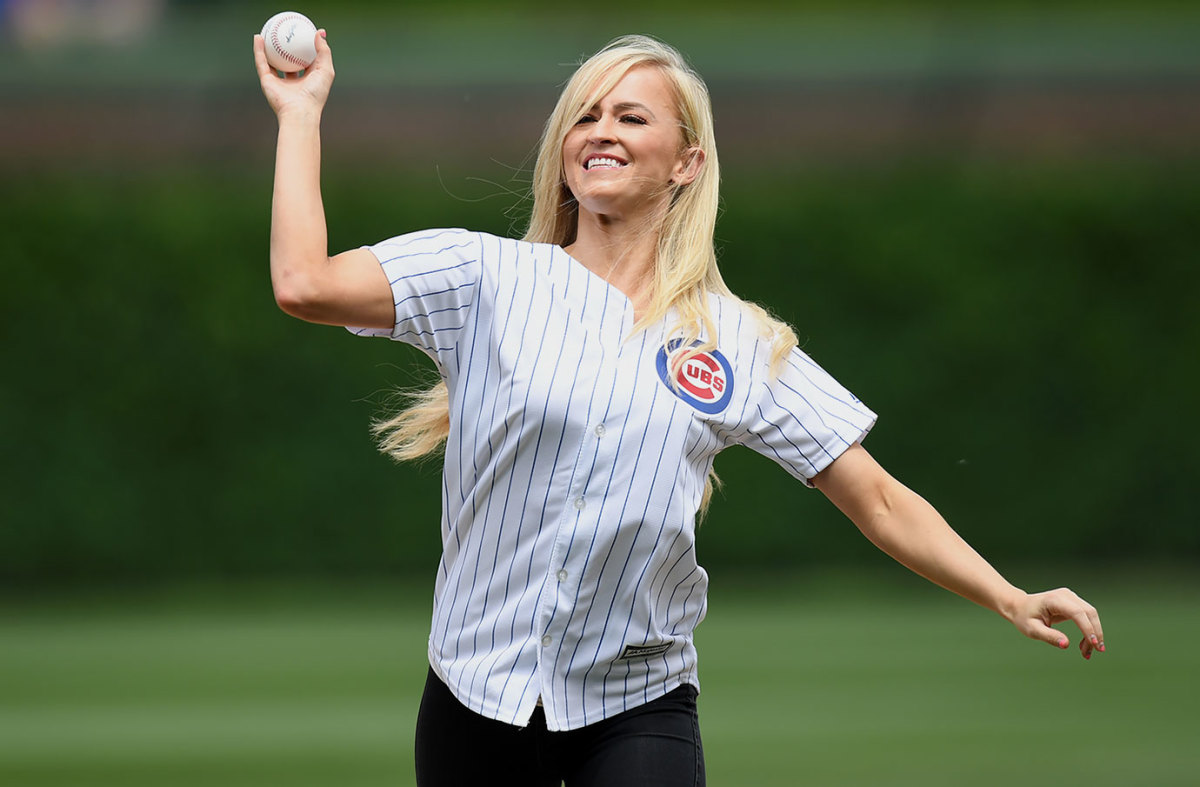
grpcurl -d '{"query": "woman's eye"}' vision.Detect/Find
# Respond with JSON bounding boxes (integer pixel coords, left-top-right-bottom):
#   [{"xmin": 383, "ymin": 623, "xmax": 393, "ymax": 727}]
[{"xmin": 574, "ymin": 114, "xmax": 646, "ymax": 125}]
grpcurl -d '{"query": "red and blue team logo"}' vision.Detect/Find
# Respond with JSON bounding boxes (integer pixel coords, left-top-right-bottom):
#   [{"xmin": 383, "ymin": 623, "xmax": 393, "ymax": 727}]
[{"xmin": 655, "ymin": 340, "xmax": 734, "ymax": 414}]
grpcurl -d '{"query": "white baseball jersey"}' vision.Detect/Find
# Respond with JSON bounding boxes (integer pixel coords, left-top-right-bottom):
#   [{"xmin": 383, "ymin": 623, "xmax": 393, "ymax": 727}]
[{"xmin": 349, "ymin": 228, "xmax": 876, "ymax": 731}]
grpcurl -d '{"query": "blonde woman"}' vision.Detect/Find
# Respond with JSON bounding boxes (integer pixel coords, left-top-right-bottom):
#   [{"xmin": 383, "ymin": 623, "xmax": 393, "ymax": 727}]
[{"xmin": 255, "ymin": 32, "xmax": 1104, "ymax": 787}]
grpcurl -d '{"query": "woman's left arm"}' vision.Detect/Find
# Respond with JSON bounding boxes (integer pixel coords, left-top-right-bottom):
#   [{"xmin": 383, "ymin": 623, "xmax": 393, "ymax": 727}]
[{"xmin": 813, "ymin": 443, "xmax": 1105, "ymax": 659}]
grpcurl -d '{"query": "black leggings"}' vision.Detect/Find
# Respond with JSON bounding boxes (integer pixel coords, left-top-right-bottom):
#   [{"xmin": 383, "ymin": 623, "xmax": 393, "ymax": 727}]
[{"xmin": 414, "ymin": 668, "xmax": 705, "ymax": 787}]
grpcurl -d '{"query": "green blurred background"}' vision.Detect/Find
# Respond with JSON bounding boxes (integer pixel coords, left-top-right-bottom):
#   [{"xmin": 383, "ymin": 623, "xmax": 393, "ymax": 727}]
[{"xmin": 3, "ymin": 1, "xmax": 1198, "ymax": 785}]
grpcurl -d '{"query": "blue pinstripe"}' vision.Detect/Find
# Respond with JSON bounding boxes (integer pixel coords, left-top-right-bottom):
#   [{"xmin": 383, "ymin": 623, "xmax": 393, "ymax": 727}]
[
  {"xmin": 566, "ymin": 336, "xmax": 661, "ymax": 715},
  {"xmin": 602, "ymin": 399, "xmax": 684, "ymax": 705},
  {"xmin": 460, "ymin": 242, "xmax": 526, "ymax": 695}
]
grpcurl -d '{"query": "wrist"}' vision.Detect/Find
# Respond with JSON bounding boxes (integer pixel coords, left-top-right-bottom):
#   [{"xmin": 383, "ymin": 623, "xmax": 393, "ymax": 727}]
[
  {"xmin": 994, "ymin": 584, "xmax": 1027, "ymax": 623},
  {"xmin": 276, "ymin": 105, "xmax": 323, "ymax": 126}
]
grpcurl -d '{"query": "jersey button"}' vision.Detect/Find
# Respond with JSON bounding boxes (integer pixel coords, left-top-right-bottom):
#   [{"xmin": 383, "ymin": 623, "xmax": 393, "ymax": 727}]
[
  {"xmin": 557, "ymin": 569, "xmax": 569, "ymax": 582},
  {"xmin": 574, "ymin": 497, "xmax": 586, "ymax": 510},
  {"xmin": 594, "ymin": 424, "xmax": 606, "ymax": 437},
  {"xmin": 541, "ymin": 635, "xmax": 553, "ymax": 647}
]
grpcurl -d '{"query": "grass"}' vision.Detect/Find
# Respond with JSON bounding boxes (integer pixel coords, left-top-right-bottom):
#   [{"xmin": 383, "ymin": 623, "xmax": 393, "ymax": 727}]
[
  {"xmin": 699, "ymin": 567, "xmax": 1198, "ymax": 786},
  {"xmin": 1, "ymin": 567, "xmax": 1196, "ymax": 786}
]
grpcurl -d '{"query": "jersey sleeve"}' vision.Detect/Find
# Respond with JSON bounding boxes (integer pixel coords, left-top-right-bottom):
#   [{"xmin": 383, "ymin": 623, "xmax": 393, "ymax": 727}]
[
  {"xmin": 737, "ymin": 348, "xmax": 878, "ymax": 487},
  {"xmin": 345, "ymin": 228, "xmax": 482, "ymax": 358}
]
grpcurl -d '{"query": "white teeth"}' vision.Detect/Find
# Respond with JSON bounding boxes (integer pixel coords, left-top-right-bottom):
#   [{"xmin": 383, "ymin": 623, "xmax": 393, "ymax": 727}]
[{"xmin": 586, "ymin": 157, "xmax": 623, "ymax": 170}]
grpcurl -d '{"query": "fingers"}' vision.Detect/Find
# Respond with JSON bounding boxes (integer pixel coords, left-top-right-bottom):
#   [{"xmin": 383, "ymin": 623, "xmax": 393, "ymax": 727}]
[
  {"xmin": 252, "ymin": 34, "xmax": 294, "ymax": 83},
  {"xmin": 1024, "ymin": 616, "xmax": 1072, "ymax": 651},
  {"xmin": 1022, "ymin": 587, "xmax": 1105, "ymax": 660},
  {"xmin": 252, "ymin": 34, "xmax": 272, "ymax": 79},
  {"xmin": 1060, "ymin": 589, "xmax": 1104, "ymax": 659},
  {"xmin": 1078, "ymin": 619, "xmax": 1104, "ymax": 660},
  {"xmin": 1084, "ymin": 604, "xmax": 1105, "ymax": 650},
  {"xmin": 311, "ymin": 29, "xmax": 333, "ymax": 78}
]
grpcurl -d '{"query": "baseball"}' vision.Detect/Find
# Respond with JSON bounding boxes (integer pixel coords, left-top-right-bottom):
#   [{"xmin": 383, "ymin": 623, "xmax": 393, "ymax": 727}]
[{"xmin": 260, "ymin": 11, "xmax": 318, "ymax": 73}]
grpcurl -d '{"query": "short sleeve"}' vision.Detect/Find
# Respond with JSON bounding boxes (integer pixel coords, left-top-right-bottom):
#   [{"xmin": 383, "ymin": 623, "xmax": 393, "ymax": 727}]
[
  {"xmin": 346, "ymin": 228, "xmax": 482, "ymax": 358},
  {"xmin": 739, "ymin": 348, "xmax": 878, "ymax": 486}
]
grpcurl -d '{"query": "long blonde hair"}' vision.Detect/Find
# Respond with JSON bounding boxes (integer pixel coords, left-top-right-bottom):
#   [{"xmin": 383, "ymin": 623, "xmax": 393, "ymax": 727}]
[{"xmin": 374, "ymin": 35, "xmax": 797, "ymax": 512}]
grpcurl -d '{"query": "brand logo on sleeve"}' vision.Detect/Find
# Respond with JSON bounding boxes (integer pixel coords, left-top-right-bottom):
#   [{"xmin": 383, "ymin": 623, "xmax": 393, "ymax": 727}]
[{"xmin": 655, "ymin": 340, "xmax": 734, "ymax": 414}]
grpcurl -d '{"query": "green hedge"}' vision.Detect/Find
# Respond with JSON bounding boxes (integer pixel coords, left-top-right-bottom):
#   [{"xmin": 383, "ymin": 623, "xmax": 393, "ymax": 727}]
[{"xmin": 3, "ymin": 160, "xmax": 1196, "ymax": 586}]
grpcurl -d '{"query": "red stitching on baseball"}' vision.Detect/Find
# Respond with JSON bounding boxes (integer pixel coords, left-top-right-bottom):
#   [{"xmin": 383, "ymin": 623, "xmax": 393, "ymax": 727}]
[{"xmin": 268, "ymin": 13, "xmax": 310, "ymax": 68}]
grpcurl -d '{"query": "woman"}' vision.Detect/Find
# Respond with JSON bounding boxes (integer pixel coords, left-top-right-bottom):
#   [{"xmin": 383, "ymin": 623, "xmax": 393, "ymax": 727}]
[{"xmin": 254, "ymin": 32, "xmax": 1103, "ymax": 787}]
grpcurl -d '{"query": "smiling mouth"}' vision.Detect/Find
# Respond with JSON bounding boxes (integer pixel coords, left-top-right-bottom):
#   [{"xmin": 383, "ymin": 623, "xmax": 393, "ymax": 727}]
[{"xmin": 584, "ymin": 156, "xmax": 627, "ymax": 170}]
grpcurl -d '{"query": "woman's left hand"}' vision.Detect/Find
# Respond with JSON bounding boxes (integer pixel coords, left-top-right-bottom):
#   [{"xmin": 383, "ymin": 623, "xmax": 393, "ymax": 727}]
[{"xmin": 1007, "ymin": 587, "xmax": 1105, "ymax": 659}]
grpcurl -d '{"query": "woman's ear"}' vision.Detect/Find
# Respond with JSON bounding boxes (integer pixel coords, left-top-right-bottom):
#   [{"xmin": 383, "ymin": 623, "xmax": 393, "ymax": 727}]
[{"xmin": 670, "ymin": 146, "xmax": 706, "ymax": 186}]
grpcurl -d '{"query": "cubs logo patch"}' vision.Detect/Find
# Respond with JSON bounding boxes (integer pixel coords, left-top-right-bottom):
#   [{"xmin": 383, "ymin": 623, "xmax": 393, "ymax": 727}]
[{"xmin": 655, "ymin": 340, "xmax": 734, "ymax": 414}]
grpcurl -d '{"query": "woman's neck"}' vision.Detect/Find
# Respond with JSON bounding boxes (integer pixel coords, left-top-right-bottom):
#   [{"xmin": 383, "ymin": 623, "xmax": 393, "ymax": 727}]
[{"xmin": 564, "ymin": 211, "xmax": 662, "ymax": 312}]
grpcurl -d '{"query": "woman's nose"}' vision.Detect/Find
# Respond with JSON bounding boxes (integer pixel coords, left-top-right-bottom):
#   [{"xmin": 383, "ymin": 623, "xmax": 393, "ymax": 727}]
[{"xmin": 588, "ymin": 115, "xmax": 618, "ymax": 144}]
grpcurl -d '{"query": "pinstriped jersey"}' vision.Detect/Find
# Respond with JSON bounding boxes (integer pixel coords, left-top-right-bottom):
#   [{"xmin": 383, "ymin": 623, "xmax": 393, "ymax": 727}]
[{"xmin": 348, "ymin": 228, "xmax": 877, "ymax": 731}]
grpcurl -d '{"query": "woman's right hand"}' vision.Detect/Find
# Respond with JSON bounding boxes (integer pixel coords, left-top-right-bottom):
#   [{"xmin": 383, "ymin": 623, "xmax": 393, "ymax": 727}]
[{"xmin": 253, "ymin": 28, "xmax": 334, "ymax": 120}]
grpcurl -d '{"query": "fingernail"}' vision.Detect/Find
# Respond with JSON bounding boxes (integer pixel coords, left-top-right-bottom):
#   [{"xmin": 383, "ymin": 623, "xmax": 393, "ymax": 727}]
[
  {"xmin": 1084, "ymin": 650, "xmax": 1091, "ymax": 660},
  {"xmin": 1090, "ymin": 634, "xmax": 1098, "ymax": 644},
  {"xmin": 1059, "ymin": 639, "xmax": 1069, "ymax": 649},
  {"xmin": 1098, "ymin": 642, "xmax": 1105, "ymax": 652},
  {"xmin": 319, "ymin": 29, "xmax": 327, "ymax": 38}
]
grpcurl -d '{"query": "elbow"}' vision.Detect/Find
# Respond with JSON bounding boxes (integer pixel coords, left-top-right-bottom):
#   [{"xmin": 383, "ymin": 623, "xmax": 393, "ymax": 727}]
[
  {"xmin": 273, "ymin": 281, "xmax": 310, "ymax": 319},
  {"xmin": 853, "ymin": 478, "xmax": 905, "ymax": 544},
  {"xmin": 271, "ymin": 261, "xmax": 326, "ymax": 321}
]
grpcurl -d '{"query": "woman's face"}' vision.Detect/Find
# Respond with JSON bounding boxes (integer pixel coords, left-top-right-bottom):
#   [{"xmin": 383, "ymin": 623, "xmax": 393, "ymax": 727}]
[{"xmin": 561, "ymin": 65, "xmax": 701, "ymax": 221}]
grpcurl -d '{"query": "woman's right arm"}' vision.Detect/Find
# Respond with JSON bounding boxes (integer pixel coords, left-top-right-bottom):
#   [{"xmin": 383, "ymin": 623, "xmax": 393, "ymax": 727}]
[{"xmin": 253, "ymin": 30, "xmax": 394, "ymax": 330}]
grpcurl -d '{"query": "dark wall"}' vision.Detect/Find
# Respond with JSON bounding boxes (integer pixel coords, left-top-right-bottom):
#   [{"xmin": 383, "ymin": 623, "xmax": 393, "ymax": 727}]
[{"xmin": 4, "ymin": 159, "xmax": 1196, "ymax": 586}]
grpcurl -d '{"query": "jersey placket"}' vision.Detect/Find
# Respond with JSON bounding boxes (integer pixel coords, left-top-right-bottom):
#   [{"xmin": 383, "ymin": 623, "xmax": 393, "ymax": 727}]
[{"xmin": 533, "ymin": 295, "xmax": 631, "ymax": 730}]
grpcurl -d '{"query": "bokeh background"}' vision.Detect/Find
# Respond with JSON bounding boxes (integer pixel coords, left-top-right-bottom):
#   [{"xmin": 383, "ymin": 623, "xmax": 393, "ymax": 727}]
[{"xmin": 3, "ymin": 1, "xmax": 1198, "ymax": 785}]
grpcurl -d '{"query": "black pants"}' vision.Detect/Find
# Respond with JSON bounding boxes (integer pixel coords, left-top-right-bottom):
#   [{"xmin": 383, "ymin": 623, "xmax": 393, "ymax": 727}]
[{"xmin": 415, "ymin": 668, "xmax": 705, "ymax": 787}]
